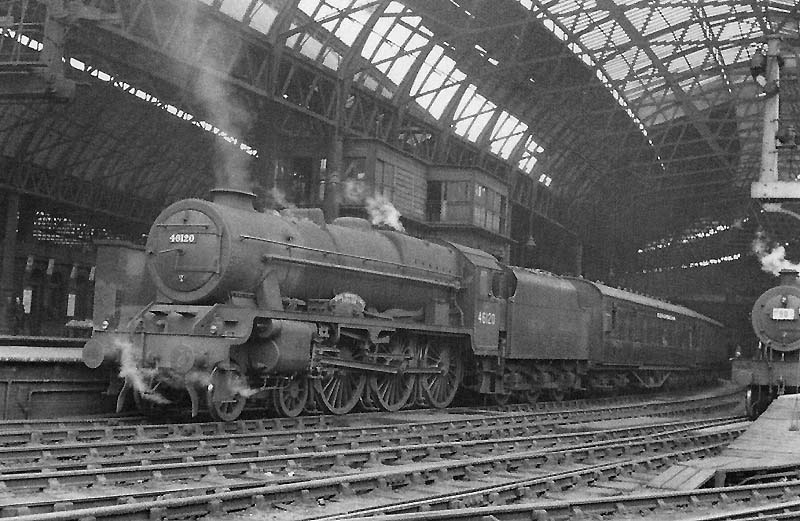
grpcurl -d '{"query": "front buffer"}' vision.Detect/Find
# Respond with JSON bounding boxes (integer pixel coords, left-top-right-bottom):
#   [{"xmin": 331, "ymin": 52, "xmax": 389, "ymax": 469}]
[{"xmin": 82, "ymin": 302, "xmax": 314, "ymax": 420}]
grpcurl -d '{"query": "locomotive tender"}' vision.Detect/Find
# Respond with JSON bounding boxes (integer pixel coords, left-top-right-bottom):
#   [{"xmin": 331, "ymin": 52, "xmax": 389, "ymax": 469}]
[
  {"xmin": 83, "ymin": 188, "xmax": 727, "ymax": 420},
  {"xmin": 733, "ymin": 269, "xmax": 800, "ymax": 417}
]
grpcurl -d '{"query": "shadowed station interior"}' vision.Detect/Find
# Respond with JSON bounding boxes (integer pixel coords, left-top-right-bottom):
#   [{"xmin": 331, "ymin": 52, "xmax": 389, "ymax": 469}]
[{"xmin": 0, "ymin": 2, "xmax": 800, "ymax": 518}]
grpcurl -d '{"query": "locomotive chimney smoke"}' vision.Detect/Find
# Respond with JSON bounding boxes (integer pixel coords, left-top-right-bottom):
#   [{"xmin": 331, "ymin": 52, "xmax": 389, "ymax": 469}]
[
  {"xmin": 191, "ymin": 27, "xmax": 254, "ymax": 193},
  {"xmin": 210, "ymin": 188, "xmax": 256, "ymax": 211},
  {"xmin": 269, "ymin": 187, "xmax": 296, "ymax": 210},
  {"xmin": 339, "ymin": 178, "xmax": 404, "ymax": 231},
  {"xmin": 113, "ymin": 339, "xmax": 171, "ymax": 405},
  {"xmin": 367, "ymin": 194, "xmax": 405, "ymax": 232},
  {"xmin": 753, "ymin": 231, "xmax": 800, "ymax": 276}
]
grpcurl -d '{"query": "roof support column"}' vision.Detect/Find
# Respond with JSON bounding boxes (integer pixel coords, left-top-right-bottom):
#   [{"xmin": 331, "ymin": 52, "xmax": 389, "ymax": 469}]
[
  {"xmin": 323, "ymin": 95, "xmax": 344, "ymax": 222},
  {"xmin": 759, "ymin": 35, "xmax": 780, "ymax": 185},
  {"xmin": 0, "ymin": 190, "xmax": 20, "ymax": 334}
]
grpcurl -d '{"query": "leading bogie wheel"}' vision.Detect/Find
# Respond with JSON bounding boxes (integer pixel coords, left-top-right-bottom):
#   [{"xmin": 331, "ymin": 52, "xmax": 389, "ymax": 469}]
[
  {"xmin": 525, "ymin": 389, "xmax": 541, "ymax": 404},
  {"xmin": 369, "ymin": 335, "xmax": 416, "ymax": 412},
  {"xmin": 420, "ymin": 340, "xmax": 462, "ymax": 409},
  {"xmin": 314, "ymin": 343, "xmax": 367, "ymax": 415},
  {"xmin": 273, "ymin": 374, "xmax": 310, "ymax": 417},
  {"xmin": 206, "ymin": 365, "xmax": 247, "ymax": 422},
  {"xmin": 547, "ymin": 388, "xmax": 566, "ymax": 402}
]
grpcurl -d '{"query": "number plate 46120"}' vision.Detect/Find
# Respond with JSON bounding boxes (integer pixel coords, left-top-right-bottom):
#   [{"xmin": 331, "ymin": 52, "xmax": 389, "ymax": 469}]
[{"xmin": 169, "ymin": 233, "xmax": 196, "ymax": 243}]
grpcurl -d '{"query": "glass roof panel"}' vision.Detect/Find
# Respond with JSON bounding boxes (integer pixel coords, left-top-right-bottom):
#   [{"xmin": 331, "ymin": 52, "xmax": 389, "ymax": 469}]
[
  {"xmin": 386, "ymin": 49, "xmax": 419, "ymax": 84},
  {"xmin": 624, "ymin": 7, "xmax": 651, "ymax": 31},
  {"xmin": 453, "ymin": 87, "xmax": 496, "ymax": 141},
  {"xmin": 284, "ymin": 0, "xmax": 553, "ymax": 176},
  {"xmin": 489, "ymin": 112, "xmax": 528, "ymax": 159},
  {"xmin": 297, "ymin": 0, "xmax": 319, "ymax": 16},
  {"xmin": 646, "ymin": 6, "xmax": 691, "ymax": 36},
  {"xmin": 321, "ymin": 47, "xmax": 341, "ymax": 70},
  {"xmin": 219, "ymin": 0, "xmax": 250, "ymax": 20},
  {"xmin": 412, "ymin": 49, "xmax": 457, "ymax": 97},
  {"xmin": 549, "ymin": 1, "xmax": 581, "ymax": 15},
  {"xmin": 332, "ymin": 16, "xmax": 362, "ymax": 46},
  {"xmin": 285, "ymin": 23, "xmax": 301, "ymax": 48},
  {"xmin": 410, "ymin": 44, "xmax": 442, "ymax": 95},
  {"xmin": 580, "ymin": 21, "xmax": 612, "ymax": 49},
  {"xmin": 299, "ymin": 34, "xmax": 325, "ymax": 62},
  {"xmin": 427, "ymin": 81, "xmax": 462, "ymax": 119},
  {"xmin": 249, "ymin": 3, "xmax": 278, "ymax": 33},
  {"xmin": 667, "ymin": 49, "xmax": 710, "ymax": 75},
  {"xmin": 605, "ymin": 56, "xmax": 632, "ymax": 80}
]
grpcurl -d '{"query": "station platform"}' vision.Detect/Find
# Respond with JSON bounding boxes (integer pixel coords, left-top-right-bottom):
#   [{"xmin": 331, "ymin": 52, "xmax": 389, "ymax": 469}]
[
  {"xmin": 649, "ymin": 394, "xmax": 800, "ymax": 490},
  {"xmin": 0, "ymin": 339, "xmax": 115, "ymax": 420}
]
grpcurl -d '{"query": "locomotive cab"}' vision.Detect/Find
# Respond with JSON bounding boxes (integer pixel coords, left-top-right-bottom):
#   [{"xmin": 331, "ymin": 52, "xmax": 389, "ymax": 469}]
[{"xmin": 446, "ymin": 243, "xmax": 505, "ymax": 356}]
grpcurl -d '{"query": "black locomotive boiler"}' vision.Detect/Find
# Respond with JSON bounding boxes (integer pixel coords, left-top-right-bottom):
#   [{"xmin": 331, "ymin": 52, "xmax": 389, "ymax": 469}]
[
  {"xmin": 83, "ymin": 188, "xmax": 728, "ymax": 420},
  {"xmin": 733, "ymin": 269, "xmax": 800, "ymax": 417}
]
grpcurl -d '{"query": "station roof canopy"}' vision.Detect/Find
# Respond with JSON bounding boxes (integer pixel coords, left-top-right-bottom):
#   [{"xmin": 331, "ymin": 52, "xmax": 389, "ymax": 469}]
[
  {"xmin": 278, "ymin": 0, "xmax": 799, "ymax": 253},
  {"xmin": 0, "ymin": 0, "xmax": 798, "ymax": 271}
]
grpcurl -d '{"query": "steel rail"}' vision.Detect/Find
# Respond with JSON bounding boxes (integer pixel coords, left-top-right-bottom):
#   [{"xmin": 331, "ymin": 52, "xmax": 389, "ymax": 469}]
[
  {"xmin": 311, "ymin": 480, "xmax": 800, "ymax": 521},
  {"xmin": 2, "ymin": 427, "xmax": 744, "ymax": 521},
  {"xmin": 0, "ymin": 415, "xmax": 146, "ymax": 433},
  {"xmin": 0, "ymin": 420, "xmax": 745, "ymax": 491},
  {"xmin": 0, "ymin": 417, "xmax": 742, "ymax": 478},
  {"xmin": 0, "ymin": 388, "xmax": 742, "ymax": 447}
]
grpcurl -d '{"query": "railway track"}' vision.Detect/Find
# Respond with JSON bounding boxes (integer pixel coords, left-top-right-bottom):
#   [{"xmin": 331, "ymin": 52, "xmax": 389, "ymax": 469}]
[
  {"xmin": 320, "ymin": 479, "xmax": 800, "ymax": 520},
  {"xmin": 0, "ymin": 420, "xmax": 745, "ymax": 520},
  {"xmin": 0, "ymin": 386, "xmax": 744, "ymax": 520},
  {"xmin": 0, "ymin": 387, "xmax": 741, "ymax": 447},
  {"xmin": 0, "ymin": 416, "xmax": 741, "ymax": 489}
]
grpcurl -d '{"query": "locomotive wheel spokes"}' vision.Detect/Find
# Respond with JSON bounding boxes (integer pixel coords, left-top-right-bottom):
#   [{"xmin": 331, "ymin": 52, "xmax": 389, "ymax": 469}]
[
  {"xmin": 273, "ymin": 374, "xmax": 310, "ymax": 418},
  {"xmin": 314, "ymin": 344, "xmax": 367, "ymax": 415},
  {"xmin": 369, "ymin": 335, "xmax": 416, "ymax": 412},
  {"xmin": 206, "ymin": 365, "xmax": 247, "ymax": 422},
  {"xmin": 420, "ymin": 340, "xmax": 462, "ymax": 409}
]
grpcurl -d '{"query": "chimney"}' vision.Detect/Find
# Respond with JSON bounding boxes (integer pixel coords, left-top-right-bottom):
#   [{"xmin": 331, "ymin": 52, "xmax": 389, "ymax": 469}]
[
  {"xmin": 209, "ymin": 188, "xmax": 256, "ymax": 211},
  {"xmin": 779, "ymin": 268, "xmax": 799, "ymax": 285}
]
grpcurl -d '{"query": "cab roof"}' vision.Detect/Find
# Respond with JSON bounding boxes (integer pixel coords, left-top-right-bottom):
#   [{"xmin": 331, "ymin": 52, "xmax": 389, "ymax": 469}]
[{"xmin": 446, "ymin": 242, "xmax": 503, "ymax": 271}]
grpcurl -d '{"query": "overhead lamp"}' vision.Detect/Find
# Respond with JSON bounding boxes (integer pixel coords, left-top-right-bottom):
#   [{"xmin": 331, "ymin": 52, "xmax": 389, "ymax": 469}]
[{"xmin": 750, "ymin": 51, "xmax": 767, "ymax": 86}]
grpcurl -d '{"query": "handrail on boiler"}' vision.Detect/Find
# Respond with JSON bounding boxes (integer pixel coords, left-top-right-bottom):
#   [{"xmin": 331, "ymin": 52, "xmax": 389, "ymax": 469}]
[{"xmin": 240, "ymin": 234, "xmax": 460, "ymax": 285}]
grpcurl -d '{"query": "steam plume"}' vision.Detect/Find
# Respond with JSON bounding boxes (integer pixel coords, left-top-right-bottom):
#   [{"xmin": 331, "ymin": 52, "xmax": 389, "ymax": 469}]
[
  {"xmin": 340, "ymin": 177, "xmax": 405, "ymax": 232},
  {"xmin": 113, "ymin": 339, "xmax": 170, "ymax": 405},
  {"xmin": 343, "ymin": 178, "xmax": 367, "ymax": 204},
  {"xmin": 752, "ymin": 231, "xmax": 800, "ymax": 276},
  {"xmin": 366, "ymin": 194, "xmax": 405, "ymax": 232},
  {"xmin": 269, "ymin": 187, "xmax": 296, "ymax": 210}
]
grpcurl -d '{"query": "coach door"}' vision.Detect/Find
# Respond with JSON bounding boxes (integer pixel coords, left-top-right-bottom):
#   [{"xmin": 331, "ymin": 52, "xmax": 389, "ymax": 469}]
[{"xmin": 473, "ymin": 268, "xmax": 501, "ymax": 354}]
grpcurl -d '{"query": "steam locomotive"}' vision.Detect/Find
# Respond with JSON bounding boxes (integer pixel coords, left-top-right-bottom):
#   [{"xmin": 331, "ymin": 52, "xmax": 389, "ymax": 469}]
[
  {"xmin": 733, "ymin": 269, "xmax": 800, "ymax": 417},
  {"xmin": 83, "ymin": 188, "xmax": 728, "ymax": 421}
]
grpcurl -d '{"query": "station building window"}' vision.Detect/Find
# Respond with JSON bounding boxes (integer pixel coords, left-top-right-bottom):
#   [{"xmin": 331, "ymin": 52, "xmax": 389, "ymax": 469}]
[
  {"xmin": 375, "ymin": 158, "xmax": 394, "ymax": 199},
  {"xmin": 426, "ymin": 180, "xmax": 506, "ymax": 234}
]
